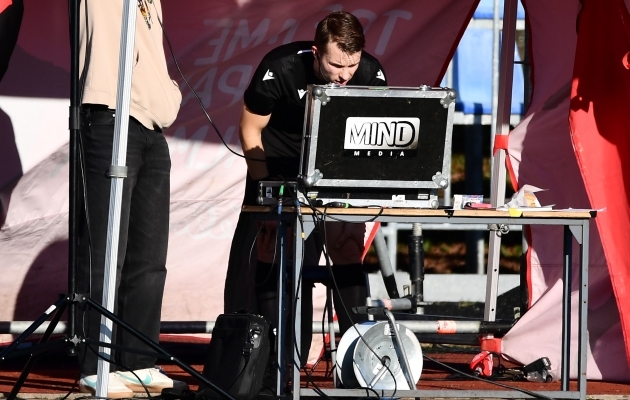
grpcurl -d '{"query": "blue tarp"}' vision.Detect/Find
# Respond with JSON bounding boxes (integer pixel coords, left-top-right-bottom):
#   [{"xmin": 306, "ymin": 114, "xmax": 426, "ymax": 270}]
[
  {"xmin": 450, "ymin": 28, "xmax": 525, "ymax": 115},
  {"xmin": 444, "ymin": 0, "xmax": 525, "ymax": 115},
  {"xmin": 474, "ymin": 0, "xmax": 525, "ymax": 19}
]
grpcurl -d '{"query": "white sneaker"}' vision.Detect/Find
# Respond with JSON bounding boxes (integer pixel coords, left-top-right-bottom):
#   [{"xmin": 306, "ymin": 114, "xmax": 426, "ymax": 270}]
[
  {"xmin": 79, "ymin": 373, "xmax": 134, "ymax": 399},
  {"xmin": 116, "ymin": 367, "xmax": 189, "ymax": 393}
]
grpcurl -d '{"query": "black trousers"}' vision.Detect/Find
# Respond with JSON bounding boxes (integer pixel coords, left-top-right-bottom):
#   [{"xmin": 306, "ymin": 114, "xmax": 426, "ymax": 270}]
[
  {"xmin": 75, "ymin": 106, "xmax": 170, "ymax": 374},
  {"xmin": 225, "ymin": 175, "xmax": 368, "ymax": 365}
]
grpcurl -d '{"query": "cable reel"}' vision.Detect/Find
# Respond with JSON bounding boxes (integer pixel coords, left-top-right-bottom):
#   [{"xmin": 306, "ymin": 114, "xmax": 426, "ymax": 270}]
[{"xmin": 336, "ymin": 319, "xmax": 423, "ymax": 390}]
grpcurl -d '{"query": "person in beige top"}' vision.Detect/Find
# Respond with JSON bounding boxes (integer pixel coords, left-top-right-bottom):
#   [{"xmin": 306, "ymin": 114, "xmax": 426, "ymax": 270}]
[{"xmin": 75, "ymin": 1, "xmax": 184, "ymax": 397}]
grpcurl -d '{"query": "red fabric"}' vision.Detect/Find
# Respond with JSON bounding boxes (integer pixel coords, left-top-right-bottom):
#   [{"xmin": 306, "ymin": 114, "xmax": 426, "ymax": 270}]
[
  {"xmin": 501, "ymin": 0, "xmax": 629, "ymax": 381},
  {"xmin": 362, "ymin": 222, "xmax": 380, "ymax": 261},
  {"xmin": 569, "ymin": 0, "xmax": 630, "ymax": 367},
  {"xmin": 0, "ymin": 0, "xmax": 11, "ymax": 14},
  {"xmin": 493, "ymin": 134, "xmax": 509, "ymax": 155}
]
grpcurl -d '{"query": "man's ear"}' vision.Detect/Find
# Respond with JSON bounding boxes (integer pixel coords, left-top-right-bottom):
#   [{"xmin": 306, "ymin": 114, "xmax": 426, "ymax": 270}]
[{"xmin": 312, "ymin": 45, "xmax": 319, "ymax": 59}]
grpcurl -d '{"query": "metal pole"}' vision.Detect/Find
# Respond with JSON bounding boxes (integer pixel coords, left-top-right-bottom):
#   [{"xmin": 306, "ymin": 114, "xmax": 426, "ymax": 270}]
[
  {"xmin": 577, "ymin": 220, "xmax": 589, "ymax": 400},
  {"xmin": 408, "ymin": 223, "xmax": 424, "ymax": 313},
  {"xmin": 373, "ymin": 227, "xmax": 400, "ymax": 299},
  {"xmin": 484, "ymin": 0, "xmax": 518, "ymax": 323},
  {"xmin": 67, "ymin": 0, "xmax": 80, "ymax": 351},
  {"xmin": 277, "ymin": 221, "xmax": 287, "ymax": 396},
  {"xmin": 561, "ymin": 226, "xmax": 572, "ymax": 390},
  {"xmin": 384, "ymin": 222, "xmax": 398, "ymax": 270},
  {"xmin": 95, "ymin": 0, "xmax": 137, "ymax": 396},
  {"xmin": 464, "ymin": 122, "xmax": 484, "ymax": 274},
  {"xmin": 490, "ymin": 0, "xmax": 501, "ymax": 170}
]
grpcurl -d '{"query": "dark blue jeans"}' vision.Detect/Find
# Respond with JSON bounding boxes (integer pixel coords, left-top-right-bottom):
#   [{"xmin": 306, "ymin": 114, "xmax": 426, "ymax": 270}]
[{"xmin": 75, "ymin": 106, "xmax": 170, "ymax": 374}]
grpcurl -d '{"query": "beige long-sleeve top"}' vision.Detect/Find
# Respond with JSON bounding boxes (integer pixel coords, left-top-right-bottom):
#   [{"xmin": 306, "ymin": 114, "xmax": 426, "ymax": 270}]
[{"xmin": 79, "ymin": 0, "xmax": 182, "ymax": 130}]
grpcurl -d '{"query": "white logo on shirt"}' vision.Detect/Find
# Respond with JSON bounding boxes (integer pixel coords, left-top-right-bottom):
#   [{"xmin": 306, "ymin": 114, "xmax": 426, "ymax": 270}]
[
  {"xmin": 297, "ymin": 89, "xmax": 307, "ymax": 99},
  {"xmin": 376, "ymin": 70, "xmax": 386, "ymax": 81},
  {"xmin": 263, "ymin": 70, "xmax": 275, "ymax": 81}
]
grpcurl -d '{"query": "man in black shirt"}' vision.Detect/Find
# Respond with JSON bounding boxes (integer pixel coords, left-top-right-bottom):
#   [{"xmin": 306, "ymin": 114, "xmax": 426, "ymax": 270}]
[{"xmin": 225, "ymin": 10, "xmax": 387, "ymax": 364}]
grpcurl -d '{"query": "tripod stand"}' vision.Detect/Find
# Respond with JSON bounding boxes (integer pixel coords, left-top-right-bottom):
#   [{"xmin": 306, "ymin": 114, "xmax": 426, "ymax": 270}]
[
  {"xmin": 0, "ymin": 294, "xmax": 234, "ymax": 400},
  {"xmin": 0, "ymin": 1, "xmax": 234, "ymax": 399}
]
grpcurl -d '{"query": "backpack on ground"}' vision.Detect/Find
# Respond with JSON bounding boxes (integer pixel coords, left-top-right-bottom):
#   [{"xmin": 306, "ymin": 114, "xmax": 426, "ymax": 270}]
[{"xmin": 197, "ymin": 311, "xmax": 271, "ymax": 400}]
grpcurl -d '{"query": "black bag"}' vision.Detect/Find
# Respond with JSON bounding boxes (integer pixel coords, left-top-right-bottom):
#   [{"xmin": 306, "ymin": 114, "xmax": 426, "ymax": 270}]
[{"xmin": 199, "ymin": 311, "xmax": 271, "ymax": 400}]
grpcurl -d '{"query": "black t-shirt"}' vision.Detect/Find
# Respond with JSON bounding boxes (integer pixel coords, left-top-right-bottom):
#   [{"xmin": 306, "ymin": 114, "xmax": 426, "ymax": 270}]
[{"xmin": 243, "ymin": 41, "xmax": 387, "ymax": 179}]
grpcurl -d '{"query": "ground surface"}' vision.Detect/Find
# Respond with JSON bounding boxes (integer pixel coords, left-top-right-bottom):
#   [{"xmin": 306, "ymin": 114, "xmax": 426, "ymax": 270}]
[{"xmin": 1, "ymin": 331, "xmax": 629, "ymax": 399}]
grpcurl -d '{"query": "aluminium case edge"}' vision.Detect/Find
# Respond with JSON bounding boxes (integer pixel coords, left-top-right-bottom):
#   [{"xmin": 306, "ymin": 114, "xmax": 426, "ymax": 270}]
[{"xmin": 299, "ymin": 85, "xmax": 456, "ymax": 189}]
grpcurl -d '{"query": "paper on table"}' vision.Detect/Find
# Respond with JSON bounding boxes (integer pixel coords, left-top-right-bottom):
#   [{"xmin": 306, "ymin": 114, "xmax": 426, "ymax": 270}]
[
  {"xmin": 497, "ymin": 184, "xmax": 553, "ymax": 211},
  {"xmin": 507, "ymin": 206, "xmax": 555, "ymax": 217}
]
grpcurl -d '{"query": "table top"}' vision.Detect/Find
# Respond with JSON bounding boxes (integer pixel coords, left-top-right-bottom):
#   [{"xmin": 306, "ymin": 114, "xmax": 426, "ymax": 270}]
[{"xmin": 242, "ymin": 205, "xmax": 597, "ymax": 219}]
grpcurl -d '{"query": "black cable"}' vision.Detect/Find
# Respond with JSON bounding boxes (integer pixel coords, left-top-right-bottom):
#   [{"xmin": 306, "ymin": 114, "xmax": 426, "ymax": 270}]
[
  {"xmin": 84, "ymin": 338, "xmax": 158, "ymax": 398},
  {"xmin": 314, "ymin": 208, "xmax": 398, "ymax": 397},
  {"xmin": 313, "ymin": 204, "xmax": 386, "ymax": 224},
  {"xmin": 155, "ymin": 11, "xmax": 268, "ymax": 164},
  {"xmin": 156, "ymin": 13, "xmax": 240, "ymax": 159},
  {"xmin": 250, "ymin": 206, "xmax": 281, "ymax": 287},
  {"xmin": 423, "ymin": 353, "xmax": 555, "ymax": 400},
  {"xmin": 79, "ymin": 295, "xmax": 165, "ymax": 400},
  {"xmin": 303, "ymin": 289, "xmax": 335, "ymax": 384},
  {"xmin": 386, "ymin": 310, "xmax": 490, "ymax": 322},
  {"xmin": 275, "ymin": 180, "xmax": 339, "ymax": 399},
  {"xmin": 301, "ymin": 368, "xmax": 335, "ymax": 400},
  {"xmin": 252, "ymin": 192, "xmax": 412, "ymax": 396},
  {"xmin": 318, "ymin": 293, "xmax": 332, "ymax": 378},
  {"xmin": 278, "ymin": 177, "xmax": 309, "ymax": 375},
  {"xmin": 75, "ymin": 0, "xmax": 96, "ymax": 372},
  {"xmin": 76, "ymin": 129, "xmax": 95, "ymax": 303},
  {"xmin": 432, "ymin": 343, "xmax": 481, "ymax": 354},
  {"xmin": 60, "ymin": 374, "xmax": 81, "ymax": 400}
]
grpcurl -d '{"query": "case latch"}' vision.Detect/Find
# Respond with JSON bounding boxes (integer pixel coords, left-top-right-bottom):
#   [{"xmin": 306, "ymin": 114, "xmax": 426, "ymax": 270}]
[
  {"xmin": 302, "ymin": 169, "xmax": 323, "ymax": 187},
  {"xmin": 440, "ymin": 89, "xmax": 457, "ymax": 108},
  {"xmin": 432, "ymin": 171, "xmax": 449, "ymax": 188},
  {"xmin": 311, "ymin": 86, "xmax": 331, "ymax": 105}
]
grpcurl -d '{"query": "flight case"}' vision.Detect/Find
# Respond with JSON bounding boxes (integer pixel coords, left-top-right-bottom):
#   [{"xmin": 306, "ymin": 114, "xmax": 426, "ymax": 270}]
[{"xmin": 298, "ymin": 84, "xmax": 456, "ymax": 208}]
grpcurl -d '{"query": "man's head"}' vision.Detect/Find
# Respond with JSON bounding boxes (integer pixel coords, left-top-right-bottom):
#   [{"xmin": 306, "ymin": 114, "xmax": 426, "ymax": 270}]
[{"xmin": 312, "ymin": 11, "xmax": 365, "ymax": 85}]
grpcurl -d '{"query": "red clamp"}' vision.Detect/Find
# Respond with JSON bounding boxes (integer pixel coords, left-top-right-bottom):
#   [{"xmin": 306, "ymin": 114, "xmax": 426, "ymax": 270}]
[{"xmin": 469, "ymin": 350, "xmax": 494, "ymax": 377}]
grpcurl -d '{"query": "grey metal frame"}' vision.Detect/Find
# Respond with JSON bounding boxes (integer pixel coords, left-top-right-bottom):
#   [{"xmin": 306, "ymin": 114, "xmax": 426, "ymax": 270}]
[
  {"xmin": 279, "ymin": 208, "xmax": 592, "ymax": 400},
  {"xmin": 486, "ymin": 0, "xmax": 519, "ymax": 323}
]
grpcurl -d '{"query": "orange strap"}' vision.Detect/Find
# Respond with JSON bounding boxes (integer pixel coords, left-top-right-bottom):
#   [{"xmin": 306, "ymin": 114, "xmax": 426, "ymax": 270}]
[{"xmin": 493, "ymin": 134, "xmax": 509, "ymax": 155}]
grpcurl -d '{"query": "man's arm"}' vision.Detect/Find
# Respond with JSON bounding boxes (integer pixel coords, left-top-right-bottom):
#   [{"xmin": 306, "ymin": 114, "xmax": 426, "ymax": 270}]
[{"xmin": 239, "ymin": 104, "xmax": 271, "ymax": 180}]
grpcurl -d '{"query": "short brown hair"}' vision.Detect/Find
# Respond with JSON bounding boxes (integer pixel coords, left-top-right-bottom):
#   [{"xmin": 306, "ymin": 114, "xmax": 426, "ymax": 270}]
[{"xmin": 314, "ymin": 11, "xmax": 365, "ymax": 54}]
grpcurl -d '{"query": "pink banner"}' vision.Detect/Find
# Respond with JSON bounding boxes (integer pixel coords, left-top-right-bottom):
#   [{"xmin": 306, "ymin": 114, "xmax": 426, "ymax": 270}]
[{"xmin": 0, "ymin": 0, "xmax": 476, "ymax": 339}]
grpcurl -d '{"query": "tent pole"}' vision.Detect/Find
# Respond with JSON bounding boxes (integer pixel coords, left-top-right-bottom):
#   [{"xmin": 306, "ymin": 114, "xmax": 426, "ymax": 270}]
[
  {"xmin": 67, "ymin": 0, "xmax": 80, "ymax": 351},
  {"xmin": 484, "ymin": 0, "xmax": 518, "ymax": 324},
  {"xmin": 94, "ymin": 0, "xmax": 137, "ymax": 396},
  {"xmin": 490, "ymin": 0, "xmax": 501, "ymax": 171}
]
